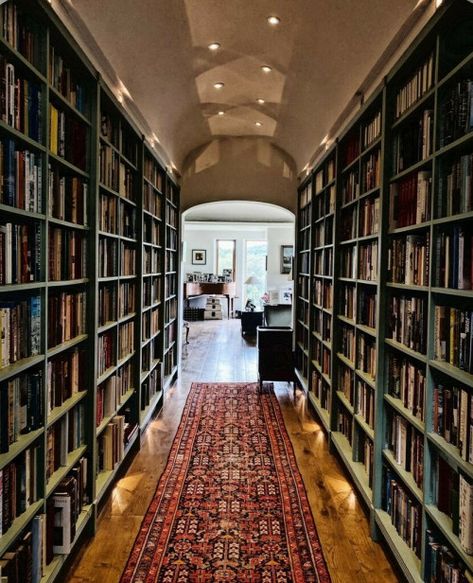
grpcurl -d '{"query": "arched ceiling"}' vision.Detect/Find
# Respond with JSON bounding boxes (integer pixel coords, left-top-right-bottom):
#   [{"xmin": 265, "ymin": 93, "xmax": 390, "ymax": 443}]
[
  {"xmin": 64, "ymin": 0, "xmax": 422, "ymax": 172},
  {"xmin": 184, "ymin": 201, "xmax": 294, "ymax": 223}
]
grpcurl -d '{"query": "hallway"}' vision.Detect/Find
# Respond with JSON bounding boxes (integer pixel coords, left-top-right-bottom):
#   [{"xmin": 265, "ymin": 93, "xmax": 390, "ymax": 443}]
[{"xmin": 67, "ymin": 320, "xmax": 399, "ymax": 583}]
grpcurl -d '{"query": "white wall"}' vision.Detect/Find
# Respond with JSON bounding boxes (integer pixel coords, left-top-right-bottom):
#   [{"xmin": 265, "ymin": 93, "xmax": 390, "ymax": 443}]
[{"xmin": 183, "ymin": 222, "xmax": 294, "ymax": 311}]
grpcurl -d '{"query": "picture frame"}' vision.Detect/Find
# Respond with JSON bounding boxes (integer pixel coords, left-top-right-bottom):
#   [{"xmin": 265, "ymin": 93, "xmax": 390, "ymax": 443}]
[
  {"xmin": 280, "ymin": 245, "xmax": 294, "ymax": 274},
  {"xmin": 192, "ymin": 249, "xmax": 206, "ymax": 265}
]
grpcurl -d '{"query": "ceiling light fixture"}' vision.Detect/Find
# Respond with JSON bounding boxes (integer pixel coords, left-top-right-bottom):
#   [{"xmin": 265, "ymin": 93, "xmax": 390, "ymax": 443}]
[
  {"xmin": 255, "ymin": 121, "xmax": 263, "ymax": 127},
  {"xmin": 257, "ymin": 98, "xmax": 265, "ymax": 104},
  {"xmin": 208, "ymin": 42, "xmax": 221, "ymax": 51},
  {"xmin": 267, "ymin": 15, "xmax": 280, "ymax": 25},
  {"xmin": 214, "ymin": 82, "xmax": 225, "ymax": 89},
  {"xmin": 261, "ymin": 65, "xmax": 272, "ymax": 73},
  {"xmin": 218, "ymin": 111, "xmax": 225, "ymax": 116}
]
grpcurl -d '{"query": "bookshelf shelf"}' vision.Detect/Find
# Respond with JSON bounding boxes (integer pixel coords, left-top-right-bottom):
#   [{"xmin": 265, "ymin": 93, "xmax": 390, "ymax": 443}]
[
  {"xmin": 49, "ymin": 152, "xmax": 89, "ymax": 177},
  {"xmin": 389, "ymin": 155, "xmax": 433, "ymax": 183},
  {"xmin": 384, "ymin": 338, "xmax": 427, "ymax": 363},
  {"xmin": 382, "ymin": 449, "xmax": 423, "ymax": 503},
  {"xmin": 0, "ymin": 500, "xmax": 45, "ymax": 557},
  {"xmin": 0, "ymin": 427, "xmax": 44, "ymax": 471},
  {"xmin": 0, "ymin": 354, "xmax": 45, "ymax": 383},
  {"xmin": 140, "ymin": 389, "xmax": 164, "ymax": 429},
  {"xmin": 47, "ymin": 334, "xmax": 88, "ymax": 358},
  {"xmin": 49, "ymin": 85, "xmax": 92, "ymax": 126},
  {"xmin": 47, "ymin": 391, "xmax": 88, "ymax": 428},
  {"xmin": 428, "ymin": 360, "xmax": 473, "ymax": 389},
  {"xmin": 96, "ymin": 388, "xmax": 135, "ymax": 437},
  {"xmin": 0, "ymin": 119, "xmax": 47, "ymax": 150},
  {"xmin": 427, "ymin": 433, "xmax": 473, "ymax": 480},
  {"xmin": 384, "ymin": 394, "xmax": 424, "ymax": 433},
  {"xmin": 308, "ymin": 392, "xmax": 330, "ymax": 431},
  {"xmin": 46, "ymin": 445, "xmax": 88, "ymax": 497}
]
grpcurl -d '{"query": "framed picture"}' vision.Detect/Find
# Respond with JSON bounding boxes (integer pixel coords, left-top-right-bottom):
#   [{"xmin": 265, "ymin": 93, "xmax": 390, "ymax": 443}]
[
  {"xmin": 192, "ymin": 249, "xmax": 206, "ymax": 265},
  {"xmin": 280, "ymin": 245, "xmax": 294, "ymax": 274}
]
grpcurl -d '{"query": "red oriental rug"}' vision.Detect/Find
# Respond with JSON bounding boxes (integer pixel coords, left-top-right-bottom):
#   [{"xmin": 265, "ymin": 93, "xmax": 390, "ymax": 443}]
[{"xmin": 120, "ymin": 382, "xmax": 331, "ymax": 583}]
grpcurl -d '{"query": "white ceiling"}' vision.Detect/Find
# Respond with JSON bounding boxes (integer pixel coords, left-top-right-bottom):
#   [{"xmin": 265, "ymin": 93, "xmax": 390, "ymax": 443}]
[
  {"xmin": 184, "ymin": 201, "xmax": 295, "ymax": 223},
  {"xmin": 65, "ymin": 0, "xmax": 421, "ymax": 172}
]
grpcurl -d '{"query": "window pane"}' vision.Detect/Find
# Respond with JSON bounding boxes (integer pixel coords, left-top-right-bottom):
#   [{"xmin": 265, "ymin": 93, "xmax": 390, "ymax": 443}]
[
  {"xmin": 245, "ymin": 241, "xmax": 267, "ymax": 304},
  {"xmin": 217, "ymin": 240, "xmax": 235, "ymax": 276}
]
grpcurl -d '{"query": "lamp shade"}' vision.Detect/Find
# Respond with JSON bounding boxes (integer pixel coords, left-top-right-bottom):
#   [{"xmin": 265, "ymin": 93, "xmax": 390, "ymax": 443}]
[{"xmin": 245, "ymin": 275, "xmax": 260, "ymax": 285}]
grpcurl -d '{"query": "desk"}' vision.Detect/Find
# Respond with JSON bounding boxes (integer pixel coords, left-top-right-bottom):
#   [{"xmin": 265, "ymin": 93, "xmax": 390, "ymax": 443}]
[{"xmin": 184, "ymin": 282, "xmax": 236, "ymax": 319}]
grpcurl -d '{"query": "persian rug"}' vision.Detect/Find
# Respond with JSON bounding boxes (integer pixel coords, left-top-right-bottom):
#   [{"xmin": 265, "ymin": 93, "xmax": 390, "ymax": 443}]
[{"xmin": 120, "ymin": 382, "xmax": 331, "ymax": 583}]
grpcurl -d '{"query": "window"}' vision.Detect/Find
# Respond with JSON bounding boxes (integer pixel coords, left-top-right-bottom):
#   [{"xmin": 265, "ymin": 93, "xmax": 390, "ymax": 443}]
[
  {"xmin": 245, "ymin": 240, "xmax": 267, "ymax": 304},
  {"xmin": 216, "ymin": 240, "xmax": 236, "ymax": 278}
]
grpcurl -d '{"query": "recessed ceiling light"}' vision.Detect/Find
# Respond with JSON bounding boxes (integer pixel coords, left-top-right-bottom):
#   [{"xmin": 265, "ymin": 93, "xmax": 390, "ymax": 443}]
[
  {"xmin": 267, "ymin": 15, "xmax": 280, "ymax": 25},
  {"xmin": 208, "ymin": 42, "xmax": 221, "ymax": 51},
  {"xmin": 261, "ymin": 65, "xmax": 272, "ymax": 73},
  {"xmin": 218, "ymin": 111, "xmax": 225, "ymax": 116},
  {"xmin": 257, "ymin": 98, "xmax": 265, "ymax": 104},
  {"xmin": 255, "ymin": 121, "xmax": 263, "ymax": 127},
  {"xmin": 214, "ymin": 82, "xmax": 225, "ymax": 89}
]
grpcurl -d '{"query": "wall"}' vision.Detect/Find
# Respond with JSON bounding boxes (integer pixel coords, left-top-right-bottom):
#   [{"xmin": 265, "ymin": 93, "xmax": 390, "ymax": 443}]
[{"xmin": 183, "ymin": 222, "xmax": 294, "ymax": 311}]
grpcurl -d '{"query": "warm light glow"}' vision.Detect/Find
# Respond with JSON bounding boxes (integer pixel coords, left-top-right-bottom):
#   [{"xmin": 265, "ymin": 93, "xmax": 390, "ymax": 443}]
[
  {"xmin": 267, "ymin": 15, "xmax": 281, "ymax": 25},
  {"xmin": 214, "ymin": 82, "xmax": 225, "ymax": 89},
  {"xmin": 218, "ymin": 111, "xmax": 225, "ymax": 116},
  {"xmin": 320, "ymin": 134, "xmax": 329, "ymax": 146},
  {"xmin": 257, "ymin": 98, "xmax": 265, "ymax": 104},
  {"xmin": 208, "ymin": 42, "xmax": 221, "ymax": 51},
  {"xmin": 255, "ymin": 121, "xmax": 262, "ymax": 127},
  {"xmin": 261, "ymin": 65, "xmax": 272, "ymax": 73},
  {"xmin": 435, "ymin": 0, "xmax": 443, "ymax": 6}
]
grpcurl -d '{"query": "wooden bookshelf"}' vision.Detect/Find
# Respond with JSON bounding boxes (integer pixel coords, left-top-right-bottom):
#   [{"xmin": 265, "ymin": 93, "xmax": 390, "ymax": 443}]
[
  {"xmin": 294, "ymin": 2, "xmax": 473, "ymax": 580},
  {"xmin": 0, "ymin": 1, "xmax": 180, "ymax": 581}
]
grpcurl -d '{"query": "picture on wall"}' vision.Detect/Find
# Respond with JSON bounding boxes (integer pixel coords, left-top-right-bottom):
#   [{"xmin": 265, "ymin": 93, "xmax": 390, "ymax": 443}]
[
  {"xmin": 192, "ymin": 249, "xmax": 207, "ymax": 265},
  {"xmin": 280, "ymin": 245, "xmax": 294, "ymax": 274}
]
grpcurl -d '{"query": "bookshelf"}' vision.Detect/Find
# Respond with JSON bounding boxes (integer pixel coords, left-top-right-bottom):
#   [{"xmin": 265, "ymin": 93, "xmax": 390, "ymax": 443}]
[
  {"xmin": 0, "ymin": 1, "xmax": 180, "ymax": 581},
  {"xmin": 294, "ymin": 2, "xmax": 473, "ymax": 581}
]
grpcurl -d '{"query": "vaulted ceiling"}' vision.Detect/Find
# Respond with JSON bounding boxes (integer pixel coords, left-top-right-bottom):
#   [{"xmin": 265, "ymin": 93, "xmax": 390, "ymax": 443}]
[{"xmin": 66, "ymin": 0, "xmax": 422, "ymax": 173}]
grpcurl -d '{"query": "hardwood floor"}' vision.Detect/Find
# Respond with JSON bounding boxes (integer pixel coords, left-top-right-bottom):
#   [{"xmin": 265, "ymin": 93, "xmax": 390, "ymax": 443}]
[{"xmin": 66, "ymin": 319, "xmax": 400, "ymax": 583}]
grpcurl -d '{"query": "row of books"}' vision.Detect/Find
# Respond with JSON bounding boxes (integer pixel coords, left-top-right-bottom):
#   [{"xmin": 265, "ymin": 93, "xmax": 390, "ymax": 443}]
[
  {"xmin": 0, "ymin": 369, "xmax": 43, "ymax": 453},
  {"xmin": 340, "ymin": 326, "xmax": 355, "ymax": 362},
  {"xmin": 313, "ymin": 310, "xmax": 331, "ymax": 343},
  {"xmin": 141, "ymin": 367, "xmax": 161, "ymax": 410},
  {"xmin": 389, "ymin": 295, "xmax": 427, "ymax": 354},
  {"xmin": 433, "ymin": 383, "xmax": 473, "ymax": 463},
  {"xmin": 96, "ymin": 363, "xmax": 133, "ymax": 427},
  {"xmin": 165, "ymin": 275, "xmax": 177, "ymax": 299},
  {"xmin": 164, "ymin": 345, "xmax": 176, "ymax": 376},
  {"xmin": 343, "ymin": 133, "xmax": 359, "ymax": 167},
  {"xmin": 0, "ymin": 221, "xmax": 41, "ymax": 284},
  {"xmin": 363, "ymin": 111, "xmax": 381, "ymax": 148},
  {"xmin": 47, "ymin": 347, "xmax": 85, "ymax": 413},
  {"xmin": 387, "ymin": 234, "xmax": 430, "ymax": 287},
  {"xmin": 338, "ymin": 364, "xmax": 354, "ymax": 406},
  {"xmin": 47, "ymin": 291, "xmax": 86, "ymax": 349},
  {"xmin": 395, "ymin": 52, "xmax": 434, "ymax": 119},
  {"xmin": 340, "ymin": 284, "xmax": 355, "ymax": 320},
  {"xmin": 98, "ymin": 237, "xmax": 117, "ymax": 278},
  {"xmin": 48, "ymin": 167, "xmax": 87, "ymax": 225},
  {"xmin": 440, "ymin": 79, "xmax": 473, "ymax": 148},
  {"xmin": 383, "ymin": 468, "xmax": 421, "ymax": 556},
  {"xmin": 359, "ymin": 435, "xmax": 374, "ymax": 488},
  {"xmin": 356, "ymin": 381, "xmax": 374, "ymax": 428},
  {"xmin": 166, "ymin": 227, "xmax": 178, "ymax": 251},
  {"xmin": 144, "ymin": 156, "xmax": 164, "ymax": 192},
  {"xmin": 358, "ymin": 334, "xmax": 376, "ymax": 378},
  {"xmin": 0, "ymin": 57, "xmax": 42, "ymax": 142},
  {"xmin": 97, "ymin": 330, "xmax": 114, "ymax": 378},
  {"xmin": 437, "ymin": 458, "xmax": 473, "ymax": 555},
  {"xmin": 99, "ymin": 193, "xmax": 117, "ymax": 234},
  {"xmin": 165, "ymin": 204, "xmax": 178, "ymax": 228},
  {"xmin": 314, "ymin": 219, "xmax": 332, "ymax": 248},
  {"xmin": 314, "ymin": 184, "xmax": 335, "ymax": 218},
  {"xmin": 0, "ymin": 296, "xmax": 41, "ymax": 369},
  {"xmin": 121, "ymin": 243, "xmax": 136, "ymax": 277},
  {"xmin": 342, "ymin": 169, "xmax": 359, "ymax": 204},
  {"xmin": 99, "ymin": 146, "xmax": 135, "ymax": 200},
  {"xmin": 49, "ymin": 45, "xmax": 87, "ymax": 115},
  {"xmin": 144, "ymin": 216, "xmax": 160, "ymax": 245},
  {"xmin": 359, "ymin": 195, "xmax": 380, "ymax": 237},
  {"xmin": 439, "ymin": 154, "xmax": 473, "ymax": 218},
  {"xmin": 361, "ymin": 150, "xmax": 380, "ymax": 193},
  {"xmin": 389, "ymin": 170, "xmax": 431, "ymax": 229},
  {"xmin": 97, "ymin": 415, "xmax": 126, "ymax": 473},
  {"xmin": 118, "ymin": 321, "xmax": 134, "ymax": 360},
  {"xmin": 98, "ymin": 283, "xmax": 115, "ymax": 326},
  {"xmin": 337, "ymin": 410, "xmax": 353, "ymax": 444},
  {"xmin": 358, "ymin": 287, "xmax": 377, "ymax": 329},
  {"xmin": 0, "ymin": 2, "xmax": 38, "ymax": 68},
  {"xmin": 46, "ymin": 404, "xmax": 84, "ymax": 481},
  {"xmin": 121, "ymin": 206, "xmax": 136, "ymax": 240},
  {"xmin": 100, "ymin": 111, "xmax": 119, "ymax": 148},
  {"xmin": 425, "ymin": 529, "xmax": 473, "ymax": 583},
  {"xmin": 434, "ymin": 306, "xmax": 473, "ymax": 373},
  {"xmin": 313, "ymin": 280, "xmax": 332, "ymax": 310},
  {"xmin": 49, "ymin": 105, "xmax": 87, "ymax": 171},
  {"xmin": 0, "ymin": 445, "xmax": 39, "ymax": 535},
  {"xmin": 387, "ymin": 353, "xmax": 425, "ymax": 421},
  {"xmin": 48, "ymin": 228, "xmax": 86, "ymax": 281},
  {"xmin": 358, "ymin": 241, "xmax": 378, "ymax": 281},
  {"xmin": 298, "ymin": 206, "xmax": 311, "ymax": 232},
  {"xmin": 387, "ymin": 413, "xmax": 424, "ymax": 488},
  {"xmin": 119, "ymin": 281, "xmax": 136, "ymax": 318},
  {"xmin": 393, "ymin": 109, "xmax": 433, "ymax": 173},
  {"xmin": 143, "ymin": 277, "xmax": 161, "ymax": 307},
  {"xmin": 435, "ymin": 226, "xmax": 472, "ymax": 290},
  {"xmin": 0, "ymin": 139, "xmax": 42, "ymax": 212},
  {"xmin": 143, "ymin": 182, "xmax": 162, "ymax": 216}
]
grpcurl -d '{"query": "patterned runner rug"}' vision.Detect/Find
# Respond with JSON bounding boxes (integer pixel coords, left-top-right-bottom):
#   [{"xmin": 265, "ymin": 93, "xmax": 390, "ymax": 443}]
[{"xmin": 120, "ymin": 382, "xmax": 331, "ymax": 583}]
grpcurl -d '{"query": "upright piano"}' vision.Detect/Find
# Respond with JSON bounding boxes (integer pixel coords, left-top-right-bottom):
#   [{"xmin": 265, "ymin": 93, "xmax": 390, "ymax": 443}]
[{"xmin": 183, "ymin": 282, "xmax": 237, "ymax": 319}]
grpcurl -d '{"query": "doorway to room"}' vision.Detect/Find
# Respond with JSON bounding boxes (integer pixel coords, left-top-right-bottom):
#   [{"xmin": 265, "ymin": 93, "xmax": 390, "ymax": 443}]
[{"xmin": 181, "ymin": 201, "xmax": 295, "ymax": 332}]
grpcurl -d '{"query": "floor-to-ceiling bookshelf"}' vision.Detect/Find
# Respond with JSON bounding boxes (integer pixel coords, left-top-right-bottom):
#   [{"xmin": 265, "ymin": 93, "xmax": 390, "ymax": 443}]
[
  {"xmin": 295, "ymin": 1, "xmax": 473, "ymax": 581},
  {"xmin": 0, "ymin": 1, "xmax": 180, "ymax": 581}
]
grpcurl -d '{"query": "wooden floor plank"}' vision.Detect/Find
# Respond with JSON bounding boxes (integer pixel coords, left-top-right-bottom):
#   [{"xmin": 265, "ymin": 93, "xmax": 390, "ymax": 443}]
[{"xmin": 66, "ymin": 319, "xmax": 400, "ymax": 582}]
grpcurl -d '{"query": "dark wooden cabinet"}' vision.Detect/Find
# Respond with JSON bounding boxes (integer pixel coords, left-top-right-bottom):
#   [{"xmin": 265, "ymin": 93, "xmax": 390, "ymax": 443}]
[
  {"xmin": 240, "ymin": 311, "xmax": 263, "ymax": 336},
  {"xmin": 257, "ymin": 327, "xmax": 294, "ymax": 390}
]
